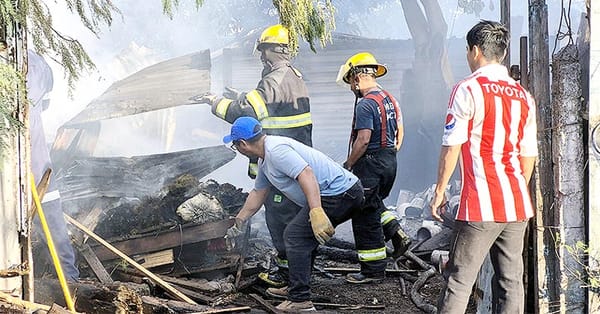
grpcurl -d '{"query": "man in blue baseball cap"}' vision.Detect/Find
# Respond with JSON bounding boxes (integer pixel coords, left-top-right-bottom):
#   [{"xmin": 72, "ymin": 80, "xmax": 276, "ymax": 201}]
[{"xmin": 224, "ymin": 117, "xmax": 369, "ymax": 312}]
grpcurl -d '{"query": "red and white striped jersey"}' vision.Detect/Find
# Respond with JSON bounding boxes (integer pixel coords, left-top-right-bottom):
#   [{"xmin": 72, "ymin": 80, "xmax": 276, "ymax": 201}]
[{"xmin": 443, "ymin": 64, "xmax": 537, "ymax": 222}]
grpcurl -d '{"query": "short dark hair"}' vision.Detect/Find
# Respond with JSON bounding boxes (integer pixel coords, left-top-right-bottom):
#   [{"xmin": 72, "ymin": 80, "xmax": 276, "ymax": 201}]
[{"xmin": 466, "ymin": 20, "xmax": 509, "ymax": 62}]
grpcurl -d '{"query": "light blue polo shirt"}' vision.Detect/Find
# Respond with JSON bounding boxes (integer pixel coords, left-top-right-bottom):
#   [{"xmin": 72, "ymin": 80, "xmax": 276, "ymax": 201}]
[{"xmin": 255, "ymin": 136, "xmax": 358, "ymax": 208}]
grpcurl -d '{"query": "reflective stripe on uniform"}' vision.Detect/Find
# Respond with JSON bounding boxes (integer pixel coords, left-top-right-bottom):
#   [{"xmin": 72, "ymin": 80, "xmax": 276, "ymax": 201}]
[
  {"xmin": 248, "ymin": 162, "xmax": 259, "ymax": 176},
  {"xmin": 275, "ymin": 257, "xmax": 289, "ymax": 268},
  {"xmin": 245, "ymin": 90, "xmax": 269, "ymax": 120},
  {"xmin": 357, "ymin": 247, "xmax": 387, "ymax": 262},
  {"xmin": 261, "ymin": 112, "xmax": 312, "ymax": 129},
  {"xmin": 215, "ymin": 98, "xmax": 233, "ymax": 119},
  {"xmin": 380, "ymin": 210, "xmax": 396, "ymax": 225},
  {"xmin": 42, "ymin": 190, "xmax": 61, "ymax": 203}
]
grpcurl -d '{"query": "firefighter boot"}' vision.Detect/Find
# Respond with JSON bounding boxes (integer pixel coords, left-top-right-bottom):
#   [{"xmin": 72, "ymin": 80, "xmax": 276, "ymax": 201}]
[
  {"xmin": 391, "ymin": 228, "xmax": 412, "ymax": 258},
  {"xmin": 258, "ymin": 266, "xmax": 288, "ymax": 287}
]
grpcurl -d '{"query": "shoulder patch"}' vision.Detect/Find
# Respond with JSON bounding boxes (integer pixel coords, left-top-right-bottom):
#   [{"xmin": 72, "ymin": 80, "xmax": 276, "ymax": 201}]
[{"xmin": 445, "ymin": 114, "xmax": 456, "ymax": 130}]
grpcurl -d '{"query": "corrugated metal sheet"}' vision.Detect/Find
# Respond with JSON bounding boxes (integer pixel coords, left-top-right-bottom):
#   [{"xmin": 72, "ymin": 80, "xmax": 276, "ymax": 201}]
[{"xmin": 65, "ymin": 50, "xmax": 211, "ymax": 126}]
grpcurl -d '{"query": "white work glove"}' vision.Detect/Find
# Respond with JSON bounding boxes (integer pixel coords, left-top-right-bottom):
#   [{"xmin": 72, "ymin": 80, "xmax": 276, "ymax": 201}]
[
  {"xmin": 190, "ymin": 92, "xmax": 218, "ymax": 106},
  {"xmin": 225, "ymin": 217, "xmax": 245, "ymax": 239},
  {"xmin": 309, "ymin": 207, "xmax": 335, "ymax": 245},
  {"xmin": 223, "ymin": 86, "xmax": 242, "ymax": 100}
]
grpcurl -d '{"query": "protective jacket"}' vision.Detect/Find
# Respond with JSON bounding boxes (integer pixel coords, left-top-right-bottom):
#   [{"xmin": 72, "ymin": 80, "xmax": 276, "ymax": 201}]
[{"xmin": 211, "ymin": 53, "xmax": 312, "ymax": 146}]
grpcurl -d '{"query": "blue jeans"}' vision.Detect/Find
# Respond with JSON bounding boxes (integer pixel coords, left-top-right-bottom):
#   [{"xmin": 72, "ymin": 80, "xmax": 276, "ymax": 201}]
[
  {"xmin": 438, "ymin": 220, "xmax": 528, "ymax": 313},
  {"xmin": 284, "ymin": 182, "xmax": 364, "ymax": 302}
]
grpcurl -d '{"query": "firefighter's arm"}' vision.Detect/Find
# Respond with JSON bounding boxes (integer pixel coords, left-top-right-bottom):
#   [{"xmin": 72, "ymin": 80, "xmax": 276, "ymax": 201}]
[
  {"xmin": 430, "ymin": 145, "xmax": 461, "ymax": 222},
  {"xmin": 344, "ymin": 129, "xmax": 371, "ymax": 170}
]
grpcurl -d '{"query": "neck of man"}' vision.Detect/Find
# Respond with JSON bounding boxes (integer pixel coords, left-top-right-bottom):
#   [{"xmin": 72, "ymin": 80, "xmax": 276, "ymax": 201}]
[{"xmin": 360, "ymin": 83, "xmax": 379, "ymax": 96}]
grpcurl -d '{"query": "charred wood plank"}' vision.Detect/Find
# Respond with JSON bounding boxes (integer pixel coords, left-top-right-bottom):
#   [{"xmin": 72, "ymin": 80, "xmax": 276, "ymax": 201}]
[
  {"xmin": 158, "ymin": 276, "xmax": 221, "ymax": 294},
  {"xmin": 141, "ymin": 295, "xmax": 210, "ymax": 313},
  {"xmin": 323, "ymin": 267, "xmax": 417, "ymax": 274},
  {"xmin": 91, "ymin": 218, "xmax": 234, "ymax": 261},
  {"xmin": 249, "ymin": 293, "xmax": 280, "ymax": 314},
  {"xmin": 190, "ymin": 306, "xmax": 252, "ymax": 313},
  {"xmin": 169, "ymin": 285, "xmax": 214, "ymax": 305},
  {"xmin": 65, "ymin": 214, "xmax": 197, "ymax": 305},
  {"xmin": 75, "ymin": 242, "xmax": 113, "ymax": 284},
  {"xmin": 313, "ymin": 302, "xmax": 386, "ymax": 310}
]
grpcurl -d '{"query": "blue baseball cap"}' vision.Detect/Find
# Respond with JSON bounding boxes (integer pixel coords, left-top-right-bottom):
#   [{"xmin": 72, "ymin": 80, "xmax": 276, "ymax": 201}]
[{"xmin": 223, "ymin": 117, "xmax": 263, "ymax": 143}]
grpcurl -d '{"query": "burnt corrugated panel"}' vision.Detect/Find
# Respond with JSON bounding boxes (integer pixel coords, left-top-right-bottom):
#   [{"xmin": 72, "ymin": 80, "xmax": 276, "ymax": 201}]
[{"xmin": 65, "ymin": 50, "xmax": 211, "ymax": 126}]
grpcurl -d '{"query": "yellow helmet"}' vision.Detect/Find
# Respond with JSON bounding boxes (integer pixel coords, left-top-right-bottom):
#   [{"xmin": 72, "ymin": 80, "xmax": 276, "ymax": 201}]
[
  {"xmin": 257, "ymin": 24, "xmax": 289, "ymax": 50},
  {"xmin": 336, "ymin": 52, "xmax": 388, "ymax": 84}
]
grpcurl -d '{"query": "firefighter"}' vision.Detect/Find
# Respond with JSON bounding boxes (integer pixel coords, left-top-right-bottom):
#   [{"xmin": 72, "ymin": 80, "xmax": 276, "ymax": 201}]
[
  {"xmin": 337, "ymin": 52, "xmax": 412, "ymax": 283},
  {"xmin": 197, "ymin": 24, "xmax": 312, "ymax": 288}
]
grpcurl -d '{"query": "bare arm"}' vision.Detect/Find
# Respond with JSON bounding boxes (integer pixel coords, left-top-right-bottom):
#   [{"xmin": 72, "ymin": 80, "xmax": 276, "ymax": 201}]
[
  {"xmin": 235, "ymin": 188, "xmax": 269, "ymax": 223},
  {"xmin": 296, "ymin": 166, "xmax": 322, "ymax": 210},
  {"xmin": 430, "ymin": 145, "xmax": 461, "ymax": 221},
  {"xmin": 396, "ymin": 124, "xmax": 404, "ymax": 151},
  {"xmin": 520, "ymin": 156, "xmax": 536, "ymax": 185},
  {"xmin": 345, "ymin": 129, "xmax": 371, "ymax": 169}
]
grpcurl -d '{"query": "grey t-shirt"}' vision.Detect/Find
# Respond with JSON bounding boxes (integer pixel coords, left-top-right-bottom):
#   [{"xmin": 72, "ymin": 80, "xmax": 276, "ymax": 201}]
[{"xmin": 255, "ymin": 136, "xmax": 358, "ymax": 207}]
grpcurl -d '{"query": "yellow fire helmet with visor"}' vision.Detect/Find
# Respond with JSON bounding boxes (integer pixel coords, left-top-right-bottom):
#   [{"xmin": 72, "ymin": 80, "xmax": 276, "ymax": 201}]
[
  {"xmin": 336, "ymin": 52, "xmax": 388, "ymax": 85},
  {"xmin": 254, "ymin": 24, "xmax": 290, "ymax": 54}
]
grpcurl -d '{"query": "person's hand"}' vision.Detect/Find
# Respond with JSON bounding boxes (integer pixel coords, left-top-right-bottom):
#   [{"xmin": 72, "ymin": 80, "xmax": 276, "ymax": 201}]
[
  {"xmin": 342, "ymin": 161, "xmax": 352, "ymax": 171},
  {"xmin": 225, "ymin": 217, "xmax": 245, "ymax": 238},
  {"xmin": 223, "ymin": 86, "xmax": 242, "ymax": 100},
  {"xmin": 429, "ymin": 191, "xmax": 447, "ymax": 223},
  {"xmin": 190, "ymin": 92, "xmax": 218, "ymax": 105},
  {"xmin": 309, "ymin": 207, "xmax": 335, "ymax": 244}
]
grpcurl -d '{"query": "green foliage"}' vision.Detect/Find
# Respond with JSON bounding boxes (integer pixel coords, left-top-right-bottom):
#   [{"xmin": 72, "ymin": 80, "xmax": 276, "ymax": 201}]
[
  {"xmin": 555, "ymin": 235, "xmax": 600, "ymax": 291},
  {"xmin": 162, "ymin": 0, "xmax": 205, "ymax": 19},
  {"xmin": 458, "ymin": 0, "xmax": 485, "ymax": 16},
  {"xmin": 0, "ymin": 64, "xmax": 26, "ymax": 159},
  {"xmin": 274, "ymin": 0, "xmax": 335, "ymax": 54},
  {"xmin": 21, "ymin": 0, "xmax": 120, "ymax": 92}
]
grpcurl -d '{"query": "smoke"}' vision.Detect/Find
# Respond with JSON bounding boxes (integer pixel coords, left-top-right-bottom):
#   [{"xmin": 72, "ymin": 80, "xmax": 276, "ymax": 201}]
[{"xmin": 40, "ymin": 0, "xmax": 587, "ymax": 197}]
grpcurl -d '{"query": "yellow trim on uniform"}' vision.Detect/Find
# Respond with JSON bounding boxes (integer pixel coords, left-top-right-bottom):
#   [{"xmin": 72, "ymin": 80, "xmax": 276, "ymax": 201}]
[
  {"xmin": 380, "ymin": 210, "xmax": 396, "ymax": 225},
  {"xmin": 262, "ymin": 113, "xmax": 312, "ymax": 129},
  {"xmin": 245, "ymin": 90, "xmax": 269, "ymax": 120},
  {"xmin": 215, "ymin": 98, "xmax": 233, "ymax": 119},
  {"xmin": 357, "ymin": 247, "xmax": 387, "ymax": 262},
  {"xmin": 248, "ymin": 162, "xmax": 259, "ymax": 176}
]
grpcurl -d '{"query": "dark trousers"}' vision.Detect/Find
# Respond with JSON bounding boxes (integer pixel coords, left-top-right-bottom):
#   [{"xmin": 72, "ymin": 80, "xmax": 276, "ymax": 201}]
[
  {"xmin": 352, "ymin": 148, "xmax": 399, "ymax": 273},
  {"xmin": 264, "ymin": 188, "xmax": 301, "ymax": 266},
  {"xmin": 284, "ymin": 182, "xmax": 364, "ymax": 302},
  {"xmin": 438, "ymin": 220, "xmax": 528, "ymax": 313}
]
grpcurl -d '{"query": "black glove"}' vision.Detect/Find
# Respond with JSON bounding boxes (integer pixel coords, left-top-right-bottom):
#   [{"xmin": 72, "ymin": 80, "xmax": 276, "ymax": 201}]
[
  {"xmin": 223, "ymin": 87, "xmax": 242, "ymax": 100},
  {"xmin": 190, "ymin": 92, "xmax": 218, "ymax": 106}
]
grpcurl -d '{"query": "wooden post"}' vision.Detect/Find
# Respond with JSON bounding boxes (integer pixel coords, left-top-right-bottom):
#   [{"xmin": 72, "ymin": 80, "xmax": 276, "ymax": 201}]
[
  {"xmin": 501, "ymin": 0, "xmax": 511, "ymax": 67},
  {"xmin": 529, "ymin": 1, "xmax": 556, "ymax": 313}
]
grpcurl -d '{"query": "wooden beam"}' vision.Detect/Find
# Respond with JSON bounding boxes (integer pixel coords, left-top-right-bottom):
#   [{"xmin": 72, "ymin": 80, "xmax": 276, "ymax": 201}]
[
  {"xmin": 74, "ymin": 242, "xmax": 113, "ymax": 284},
  {"xmin": 91, "ymin": 219, "xmax": 234, "ymax": 261},
  {"xmin": 64, "ymin": 214, "xmax": 197, "ymax": 305}
]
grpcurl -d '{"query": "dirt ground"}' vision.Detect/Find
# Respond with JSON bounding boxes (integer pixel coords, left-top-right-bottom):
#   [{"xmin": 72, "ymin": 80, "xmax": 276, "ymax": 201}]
[{"xmin": 232, "ymin": 259, "xmax": 451, "ymax": 314}]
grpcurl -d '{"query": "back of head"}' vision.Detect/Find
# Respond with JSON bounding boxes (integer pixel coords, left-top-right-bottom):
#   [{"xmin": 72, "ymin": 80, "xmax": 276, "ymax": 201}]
[{"xmin": 466, "ymin": 20, "xmax": 509, "ymax": 63}]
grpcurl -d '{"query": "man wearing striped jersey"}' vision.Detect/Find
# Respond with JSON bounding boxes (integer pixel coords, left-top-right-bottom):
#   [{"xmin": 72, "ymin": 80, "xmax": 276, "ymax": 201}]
[{"xmin": 430, "ymin": 20, "xmax": 537, "ymax": 313}]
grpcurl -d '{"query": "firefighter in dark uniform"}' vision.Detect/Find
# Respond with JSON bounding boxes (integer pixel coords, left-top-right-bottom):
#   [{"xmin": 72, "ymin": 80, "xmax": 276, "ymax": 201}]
[
  {"xmin": 337, "ymin": 52, "xmax": 412, "ymax": 283},
  {"xmin": 198, "ymin": 24, "xmax": 312, "ymax": 288}
]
